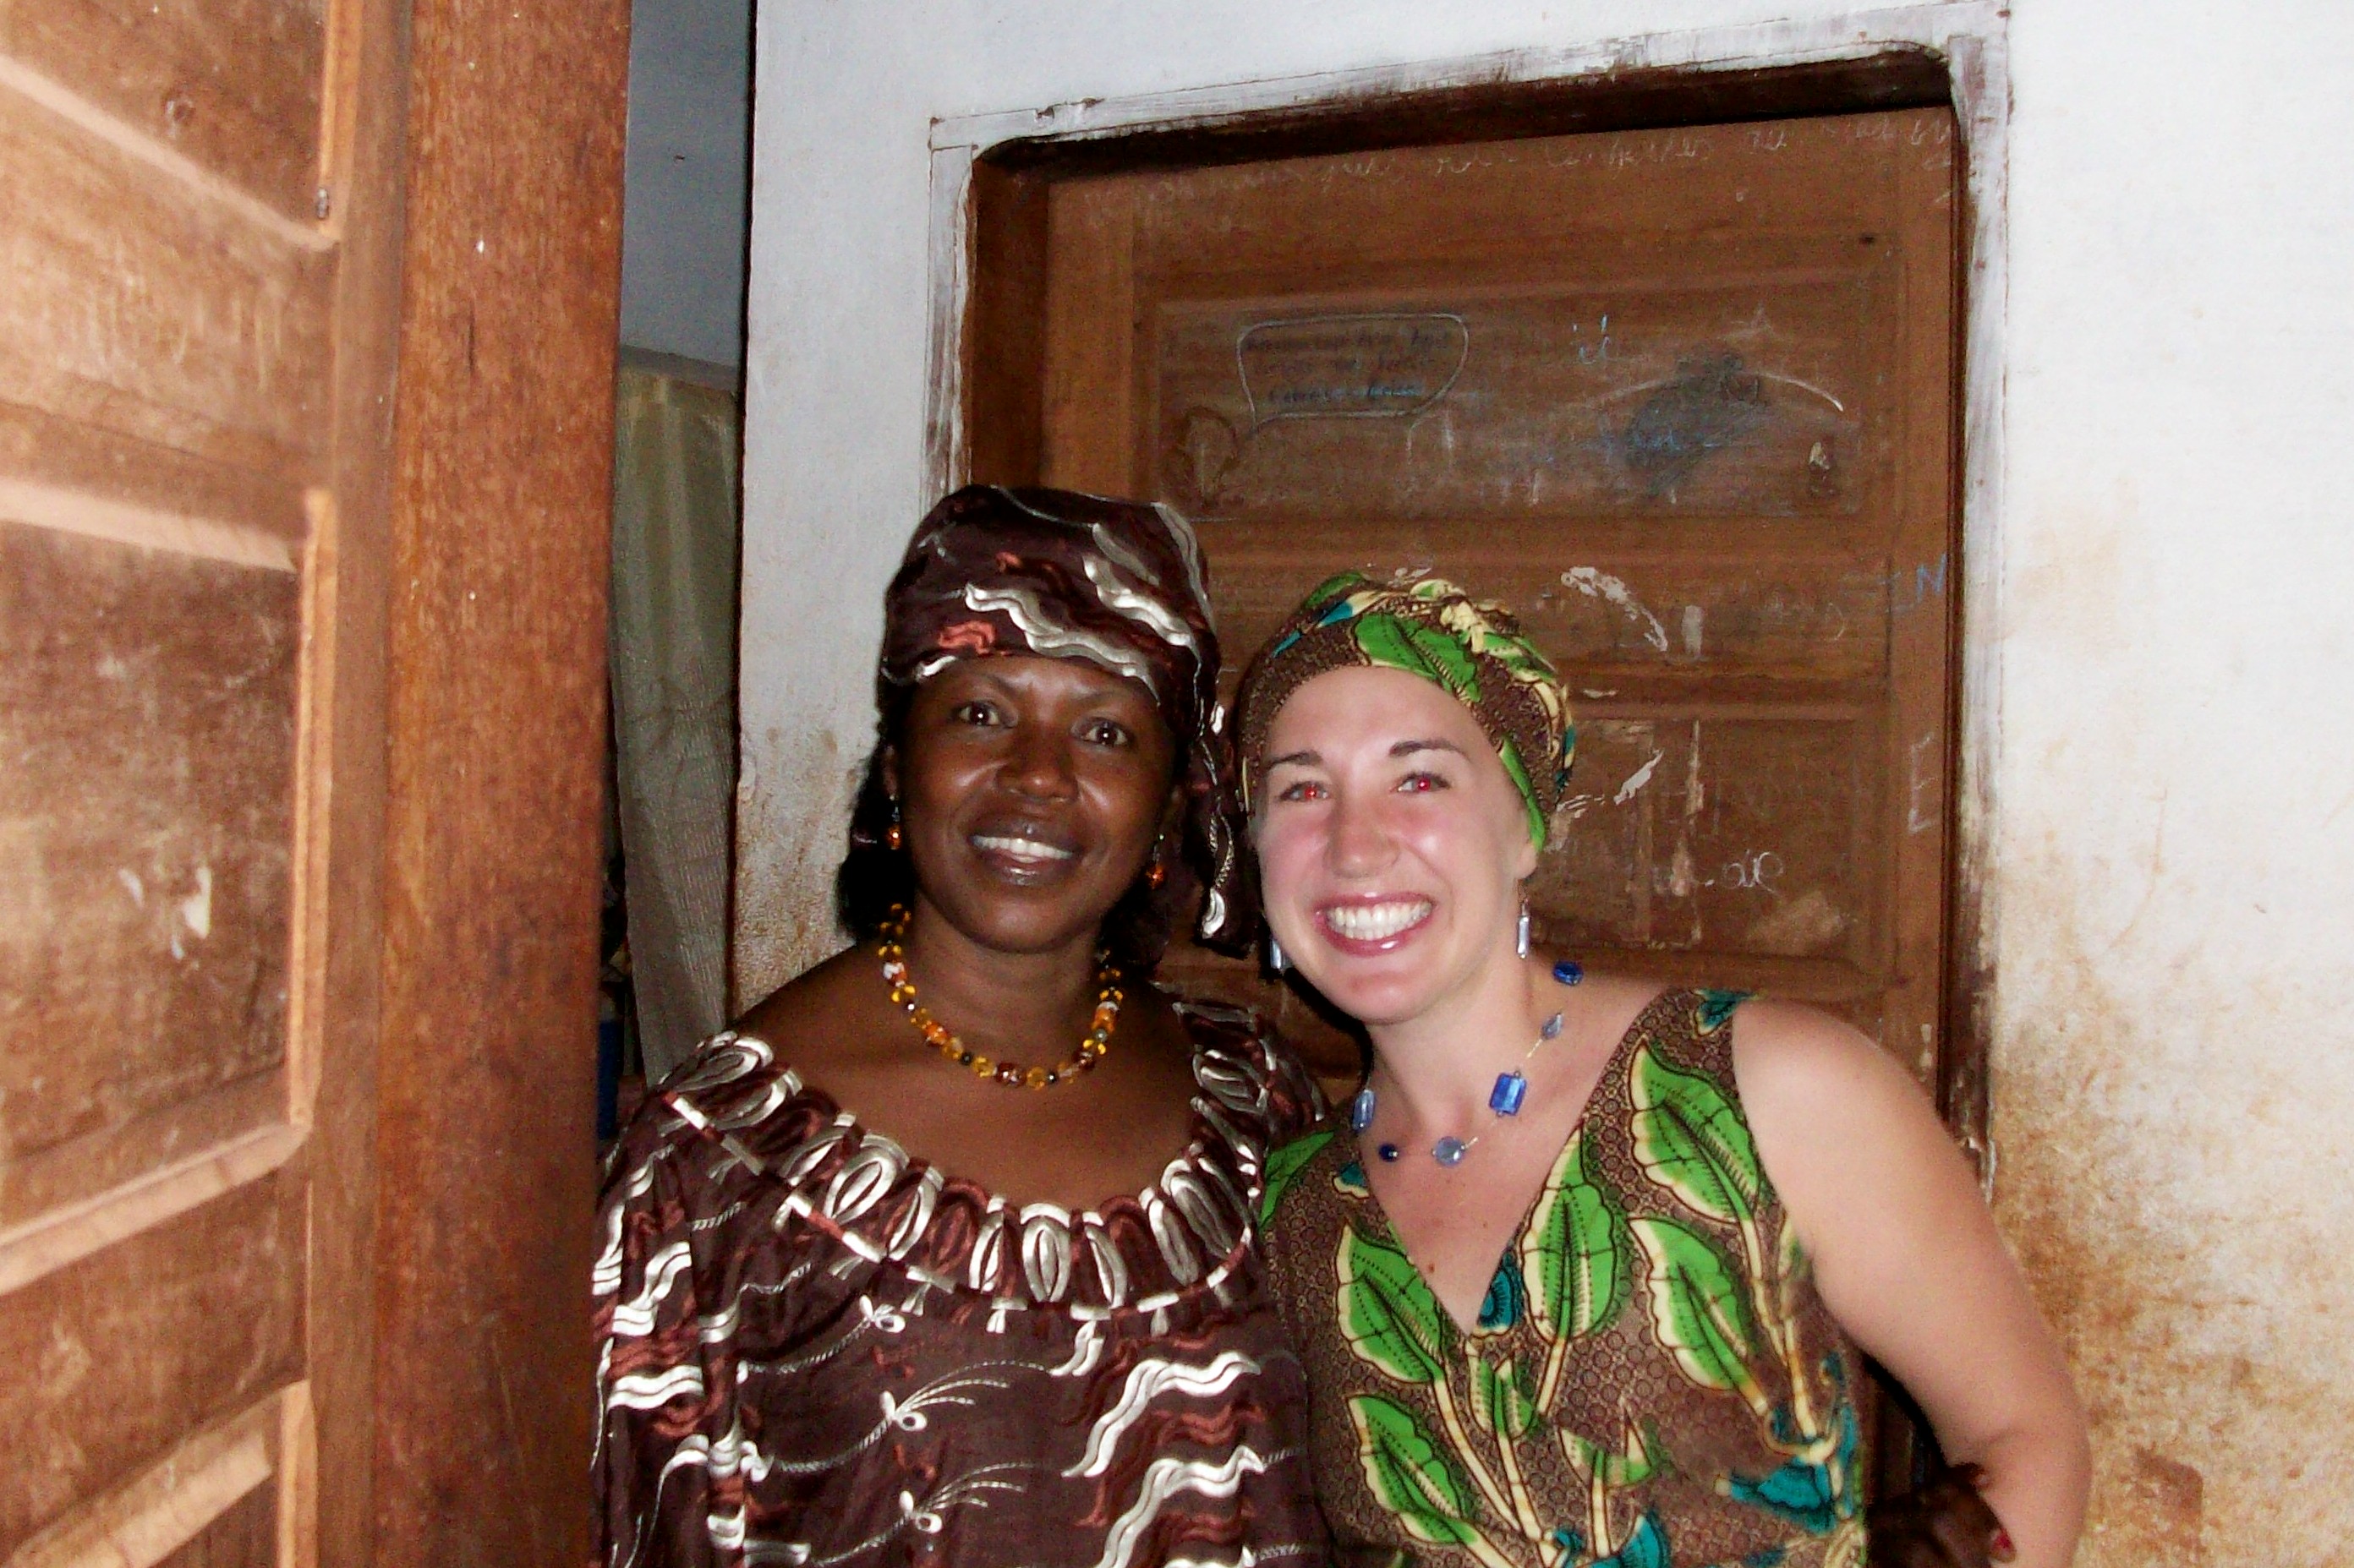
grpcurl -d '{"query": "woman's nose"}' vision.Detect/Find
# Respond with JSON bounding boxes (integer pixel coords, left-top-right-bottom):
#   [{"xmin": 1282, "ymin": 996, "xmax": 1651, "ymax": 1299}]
[
  {"xmin": 1004, "ymin": 724, "xmax": 1078, "ymax": 799},
  {"xmin": 1326, "ymin": 787, "xmax": 1394, "ymax": 877}
]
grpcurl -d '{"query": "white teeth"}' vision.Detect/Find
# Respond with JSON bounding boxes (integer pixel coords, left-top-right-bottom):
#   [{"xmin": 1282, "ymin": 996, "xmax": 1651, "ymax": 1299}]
[
  {"xmin": 1320, "ymin": 900, "xmax": 1432, "ymax": 942},
  {"xmin": 972, "ymin": 834, "xmax": 1076, "ymax": 863}
]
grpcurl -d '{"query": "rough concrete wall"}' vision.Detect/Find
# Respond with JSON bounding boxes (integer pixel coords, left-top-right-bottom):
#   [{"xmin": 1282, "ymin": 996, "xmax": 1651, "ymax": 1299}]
[
  {"xmin": 739, "ymin": 3, "xmax": 2354, "ymax": 1561},
  {"xmin": 1992, "ymin": 3, "xmax": 2354, "ymax": 1562}
]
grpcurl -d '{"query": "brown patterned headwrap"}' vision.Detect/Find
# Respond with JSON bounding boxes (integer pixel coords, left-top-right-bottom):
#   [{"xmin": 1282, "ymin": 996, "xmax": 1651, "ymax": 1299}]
[
  {"xmin": 879, "ymin": 484, "xmax": 1242, "ymax": 942},
  {"xmin": 1235, "ymin": 570, "xmax": 1574, "ymax": 849}
]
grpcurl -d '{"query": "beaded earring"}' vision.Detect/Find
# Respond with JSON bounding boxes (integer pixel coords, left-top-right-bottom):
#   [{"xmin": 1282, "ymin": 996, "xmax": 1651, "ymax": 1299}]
[
  {"xmin": 1145, "ymin": 833, "xmax": 1168, "ymax": 889},
  {"xmin": 885, "ymin": 797, "xmax": 903, "ymax": 852}
]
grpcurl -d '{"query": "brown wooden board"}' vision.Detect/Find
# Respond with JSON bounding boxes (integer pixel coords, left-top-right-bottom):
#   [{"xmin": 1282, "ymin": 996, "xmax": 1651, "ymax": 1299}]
[
  {"xmin": 0, "ymin": 525, "xmax": 298, "ymax": 1188},
  {"xmin": 1025, "ymin": 110, "xmax": 1958, "ymax": 1088},
  {"xmin": 0, "ymin": 1169, "xmax": 303, "ymax": 1553},
  {"xmin": 0, "ymin": 81, "xmax": 333, "ymax": 475},
  {"xmin": 156, "ymin": 1484, "xmax": 279, "ymax": 1568},
  {"xmin": 0, "ymin": 0, "xmax": 325, "ymax": 216},
  {"xmin": 362, "ymin": 0, "xmax": 627, "ymax": 1551}
]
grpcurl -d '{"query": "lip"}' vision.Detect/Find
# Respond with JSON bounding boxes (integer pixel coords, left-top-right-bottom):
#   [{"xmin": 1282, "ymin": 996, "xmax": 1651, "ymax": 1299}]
[
  {"xmin": 966, "ymin": 817, "xmax": 1085, "ymax": 884},
  {"xmin": 1311, "ymin": 894, "xmax": 1436, "ymax": 957}
]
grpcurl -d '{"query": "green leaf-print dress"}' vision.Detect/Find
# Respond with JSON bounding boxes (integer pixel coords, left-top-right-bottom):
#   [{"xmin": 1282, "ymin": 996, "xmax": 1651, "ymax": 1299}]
[{"xmin": 1259, "ymin": 991, "xmax": 1869, "ymax": 1568}]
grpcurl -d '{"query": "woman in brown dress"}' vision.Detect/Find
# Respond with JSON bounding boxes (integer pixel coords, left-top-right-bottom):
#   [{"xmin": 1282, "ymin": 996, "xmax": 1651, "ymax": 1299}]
[
  {"xmin": 1234, "ymin": 572, "xmax": 2088, "ymax": 1568},
  {"xmin": 593, "ymin": 487, "xmax": 1328, "ymax": 1566}
]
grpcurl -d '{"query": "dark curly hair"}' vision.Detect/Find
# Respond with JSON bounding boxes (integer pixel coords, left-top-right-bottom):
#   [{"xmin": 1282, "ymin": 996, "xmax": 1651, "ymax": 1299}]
[{"xmin": 832, "ymin": 686, "xmax": 1232, "ymax": 973}]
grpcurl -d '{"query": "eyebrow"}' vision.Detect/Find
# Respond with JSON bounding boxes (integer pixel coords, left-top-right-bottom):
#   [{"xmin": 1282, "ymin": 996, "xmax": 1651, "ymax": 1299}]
[{"xmin": 1264, "ymin": 738, "xmax": 1464, "ymax": 770}]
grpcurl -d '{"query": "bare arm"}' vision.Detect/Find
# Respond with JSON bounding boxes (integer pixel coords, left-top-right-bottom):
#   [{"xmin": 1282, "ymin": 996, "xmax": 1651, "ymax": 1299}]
[{"xmin": 1732, "ymin": 1000, "xmax": 2090, "ymax": 1568}]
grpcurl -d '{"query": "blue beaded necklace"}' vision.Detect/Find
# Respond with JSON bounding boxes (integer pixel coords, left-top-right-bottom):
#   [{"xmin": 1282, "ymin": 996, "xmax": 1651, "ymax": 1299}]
[{"xmin": 1354, "ymin": 959, "xmax": 1585, "ymax": 1166}]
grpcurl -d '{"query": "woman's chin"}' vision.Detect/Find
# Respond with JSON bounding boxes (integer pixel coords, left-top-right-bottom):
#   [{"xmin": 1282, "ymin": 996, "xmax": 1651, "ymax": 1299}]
[{"xmin": 1296, "ymin": 965, "xmax": 1441, "ymax": 1031}]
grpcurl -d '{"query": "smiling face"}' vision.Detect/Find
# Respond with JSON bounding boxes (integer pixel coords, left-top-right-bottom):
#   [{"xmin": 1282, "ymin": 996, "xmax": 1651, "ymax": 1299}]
[
  {"xmin": 890, "ymin": 654, "xmax": 1180, "ymax": 956},
  {"xmin": 1253, "ymin": 665, "xmax": 1539, "ymax": 1028}
]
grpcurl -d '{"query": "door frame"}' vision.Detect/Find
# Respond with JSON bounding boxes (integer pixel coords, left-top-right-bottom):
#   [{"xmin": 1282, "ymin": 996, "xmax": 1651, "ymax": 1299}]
[
  {"xmin": 309, "ymin": 0, "xmax": 631, "ymax": 1556},
  {"xmin": 921, "ymin": 0, "xmax": 2012, "ymax": 1181}
]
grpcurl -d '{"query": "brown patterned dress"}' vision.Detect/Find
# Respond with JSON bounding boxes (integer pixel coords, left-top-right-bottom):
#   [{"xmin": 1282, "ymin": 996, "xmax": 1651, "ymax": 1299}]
[
  {"xmin": 594, "ymin": 998, "xmax": 1333, "ymax": 1568},
  {"xmin": 1258, "ymin": 990, "xmax": 1868, "ymax": 1568}
]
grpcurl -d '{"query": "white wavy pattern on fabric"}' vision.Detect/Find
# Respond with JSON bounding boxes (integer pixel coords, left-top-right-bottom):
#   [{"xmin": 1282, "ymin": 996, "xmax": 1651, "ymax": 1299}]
[
  {"xmin": 1065, "ymin": 1350, "xmax": 1262, "ymax": 1478},
  {"xmin": 1087, "ymin": 1446, "xmax": 1279, "ymax": 1568},
  {"xmin": 1083, "ymin": 554, "xmax": 1197, "ymax": 649},
  {"xmin": 610, "ymin": 1240, "xmax": 694, "ymax": 1335},
  {"xmin": 961, "ymin": 582, "xmax": 1158, "ymax": 690}
]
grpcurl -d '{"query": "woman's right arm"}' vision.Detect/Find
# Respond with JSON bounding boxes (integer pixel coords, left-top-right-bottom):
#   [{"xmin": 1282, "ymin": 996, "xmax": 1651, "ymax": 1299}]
[{"xmin": 1733, "ymin": 1001, "xmax": 2092, "ymax": 1568}]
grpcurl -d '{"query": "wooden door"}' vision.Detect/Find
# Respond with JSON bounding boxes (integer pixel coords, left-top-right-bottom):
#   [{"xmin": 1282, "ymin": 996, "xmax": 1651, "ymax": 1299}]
[
  {"xmin": 1029, "ymin": 110, "xmax": 1958, "ymax": 1084},
  {"xmin": 0, "ymin": 0, "xmax": 621, "ymax": 1554},
  {"xmin": 0, "ymin": 0, "xmax": 403, "ymax": 1554}
]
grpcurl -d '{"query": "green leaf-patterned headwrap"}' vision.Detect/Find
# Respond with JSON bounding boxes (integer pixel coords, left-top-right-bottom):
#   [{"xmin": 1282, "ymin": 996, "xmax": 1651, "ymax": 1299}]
[{"xmin": 1234, "ymin": 570, "xmax": 1575, "ymax": 848}]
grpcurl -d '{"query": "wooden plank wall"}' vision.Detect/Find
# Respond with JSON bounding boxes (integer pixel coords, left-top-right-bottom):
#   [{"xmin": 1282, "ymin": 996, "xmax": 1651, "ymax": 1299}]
[
  {"xmin": 0, "ymin": 0, "xmax": 625, "ymax": 1549},
  {"xmin": 0, "ymin": 0, "xmax": 370, "ymax": 1545}
]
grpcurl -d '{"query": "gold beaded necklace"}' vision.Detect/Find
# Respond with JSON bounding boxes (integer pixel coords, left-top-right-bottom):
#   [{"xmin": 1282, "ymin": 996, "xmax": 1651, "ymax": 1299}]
[{"xmin": 875, "ymin": 904, "xmax": 1123, "ymax": 1090}]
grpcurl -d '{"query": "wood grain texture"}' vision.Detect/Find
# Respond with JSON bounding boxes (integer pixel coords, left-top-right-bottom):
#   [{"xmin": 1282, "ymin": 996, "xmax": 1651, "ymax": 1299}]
[
  {"xmin": 0, "ymin": 523, "xmax": 298, "ymax": 1173},
  {"xmin": 0, "ymin": 73, "xmax": 332, "ymax": 477},
  {"xmin": 3, "ymin": 1390, "xmax": 283, "ymax": 1568},
  {"xmin": 0, "ymin": 0, "xmax": 324, "ymax": 216},
  {"xmin": 153, "ymin": 1485, "xmax": 276, "ymax": 1568},
  {"xmin": 365, "ymin": 0, "xmax": 627, "ymax": 1553},
  {"xmin": 0, "ymin": 1113, "xmax": 300, "ymax": 1291},
  {"xmin": 0, "ymin": 1172, "xmax": 302, "ymax": 1554},
  {"xmin": 298, "ymin": 0, "xmax": 410, "ymax": 1551},
  {"xmin": 1031, "ymin": 108, "xmax": 1957, "ymax": 1079},
  {"xmin": 0, "ymin": 402, "xmax": 307, "ymax": 549}
]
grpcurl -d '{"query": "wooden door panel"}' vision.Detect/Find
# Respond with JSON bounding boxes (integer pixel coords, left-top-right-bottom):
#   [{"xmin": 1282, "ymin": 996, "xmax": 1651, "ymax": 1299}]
[
  {"xmin": 0, "ymin": 526, "xmax": 298, "ymax": 1206},
  {"xmin": 0, "ymin": 89, "xmax": 335, "ymax": 474},
  {"xmin": 0, "ymin": 0, "xmax": 364, "ymax": 1551},
  {"xmin": 0, "ymin": 0, "xmax": 326, "ymax": 216},
  {"xmin": 156, "ymin": 1485, "xmax": 280, "ymax": 1568},
  {"xmin": 0, "ymin": 1169, "xmax": 302, "ymax": 1550},
  {"xmin": 1150, "ymin": 269, "xmax": 1882, "ymax": 523},
  {"xmin": 1037, "ymin": 110, "xmax": 1956, "ymax": 1082}
]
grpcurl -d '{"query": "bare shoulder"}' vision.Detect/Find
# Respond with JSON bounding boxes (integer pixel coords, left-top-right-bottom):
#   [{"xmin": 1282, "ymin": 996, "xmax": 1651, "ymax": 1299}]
[
  {"xmin": 731, "ymin": 943, "xmax": 886, "ymax": 1072},
  {"xmin": 1722, "ymin": 995, "xmax": 1935, "ymax": 1136}
]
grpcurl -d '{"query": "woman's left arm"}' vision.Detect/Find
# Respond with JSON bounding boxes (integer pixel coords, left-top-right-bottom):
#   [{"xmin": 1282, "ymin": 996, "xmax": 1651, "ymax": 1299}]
[{"xmin": 1732, "ymin": 1001, "xmax": 2092, "ymax": 1568}]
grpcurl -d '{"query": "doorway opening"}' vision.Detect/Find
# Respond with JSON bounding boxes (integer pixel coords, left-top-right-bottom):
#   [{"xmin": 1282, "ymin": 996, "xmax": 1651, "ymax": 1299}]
[
  {"xmin": 955, "ymin": 56, "xmax": 1969, "ymax": 1494},
  {"xmin": 597, "ymin": 0, "xmax": 755, "ymax": 1145}
]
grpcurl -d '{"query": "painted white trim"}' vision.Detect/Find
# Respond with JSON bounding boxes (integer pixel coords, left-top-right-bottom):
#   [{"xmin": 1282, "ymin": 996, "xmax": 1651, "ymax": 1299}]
[{"xmin": 918, "ymin": 0, "xmax": 2012, "ymax": 1144}]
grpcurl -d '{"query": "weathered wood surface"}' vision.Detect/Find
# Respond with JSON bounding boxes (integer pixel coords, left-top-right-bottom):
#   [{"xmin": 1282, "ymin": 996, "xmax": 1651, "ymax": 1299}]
[
  {"xmin": 1037, "ymin": 110, "xmax": 1958, "ymax": 1079},
  {"xmin": 364, "ymin": 0, "xmax": 627, "ymax": 1549},
  {"xmin": 0, "ymin": 1172, "xmax": 302, "ymax": 1553},
  {"xmin": 4, "ymin": 1387, "xmax": 288, "ymax": 1568},
  {"xmin": 0, "ymin": 525, "xmax": 298, "ymax": 1191},
  {"xmin": 0, "ymin": 76, "xmax": 333, "ymax": 477},
  {"xmin": 0, "ymin": 0, "xmax": 325, "ymax": 216}
]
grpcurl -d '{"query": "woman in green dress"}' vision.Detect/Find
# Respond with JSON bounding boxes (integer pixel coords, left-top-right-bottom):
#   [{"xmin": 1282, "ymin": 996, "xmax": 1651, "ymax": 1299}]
[{"xmin": 1234, "ymin": 572, "xmax": 2088, "ymax": 1568}]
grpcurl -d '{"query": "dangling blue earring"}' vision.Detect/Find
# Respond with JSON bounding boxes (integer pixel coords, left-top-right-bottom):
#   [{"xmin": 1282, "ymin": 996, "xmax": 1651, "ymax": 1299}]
[{"xmin": 1267, "ymin": 933, "xmax": 1289, "ymax": 974}]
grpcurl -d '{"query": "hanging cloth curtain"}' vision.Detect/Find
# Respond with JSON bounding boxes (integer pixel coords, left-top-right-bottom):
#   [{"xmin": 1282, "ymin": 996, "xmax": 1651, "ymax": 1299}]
[{"xmin": 610, "ymin": 363, "xmax": 740, "ymax": 1083}]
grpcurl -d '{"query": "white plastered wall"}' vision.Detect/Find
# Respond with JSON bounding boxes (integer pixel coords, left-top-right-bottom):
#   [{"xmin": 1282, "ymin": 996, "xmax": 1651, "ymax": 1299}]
[{"xmin": 737, "ymin": 2, "xmax": 2354, "ymax": 1560}]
